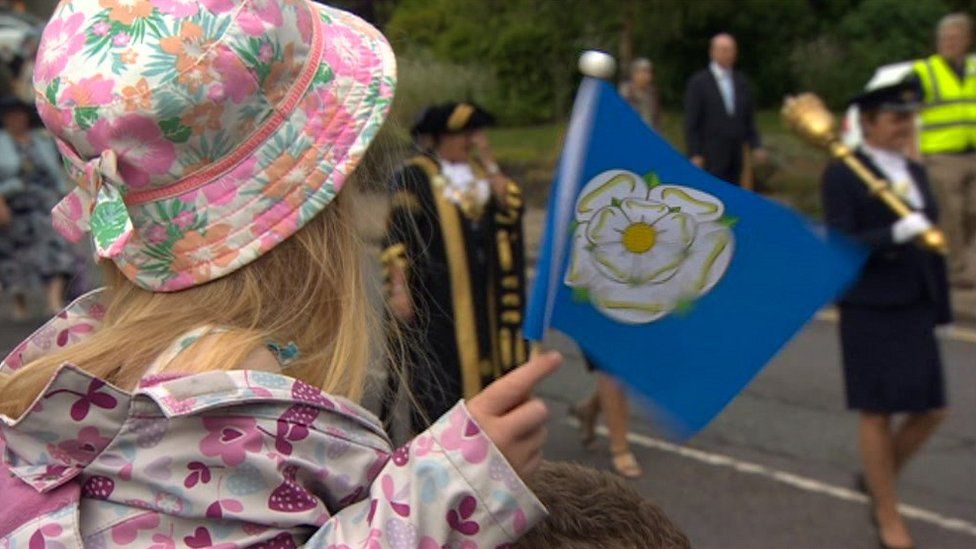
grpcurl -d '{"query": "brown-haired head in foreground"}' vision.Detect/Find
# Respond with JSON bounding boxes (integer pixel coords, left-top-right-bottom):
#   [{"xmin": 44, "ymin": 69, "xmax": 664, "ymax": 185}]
[{"xmin": 512, "ymin": 461, "xmax": 690, "ymax": 549}]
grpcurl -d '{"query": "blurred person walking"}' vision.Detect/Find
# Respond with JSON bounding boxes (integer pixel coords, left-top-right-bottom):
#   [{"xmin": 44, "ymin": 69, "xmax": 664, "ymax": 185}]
[
  {"xmin": 822, "ymin": 80, "xmax": 951, "ymax": 549},
  {"xmin": 913, "ymin": 13, "xmax": 976, "ymax": 288},
  {"xmin": 0, "ymin": 97, "xmax": 73, "ymax": 318},
  {"xmin": 571, "ymin": 355, "xmax": 643, "ymax": 478},
  {"xmin": 683, "ymin": 33, "xmax": 767, "ymax": 186},
  {"xmin": 619, "ymin": 57, "xmax": 661, "ymax": 129}
]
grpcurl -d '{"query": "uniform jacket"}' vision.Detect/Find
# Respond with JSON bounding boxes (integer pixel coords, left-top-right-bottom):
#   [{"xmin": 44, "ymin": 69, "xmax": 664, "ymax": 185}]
[
  {"xmin": 821, "ymin": 151, "xmax": 952, "ymax": 323},
  {"xmin": 0, "ymin": 291, "xmax": 545, "ymax": 547}
]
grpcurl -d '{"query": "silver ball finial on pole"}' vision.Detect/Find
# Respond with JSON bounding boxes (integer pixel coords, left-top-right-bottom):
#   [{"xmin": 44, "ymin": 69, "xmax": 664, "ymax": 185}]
[{"xmin": 578, "ymin": 50, "xmax": 617, "ymax": 80}]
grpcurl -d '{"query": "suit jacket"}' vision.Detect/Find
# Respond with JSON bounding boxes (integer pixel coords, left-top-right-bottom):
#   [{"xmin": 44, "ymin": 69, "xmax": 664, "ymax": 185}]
[
  {"xmin": 683, "ymin": 67, "xmax": 761, "ymax": 159},
  {"xmin": 821, "ymin": 151, "xmax": 951, "ymax": 323}
]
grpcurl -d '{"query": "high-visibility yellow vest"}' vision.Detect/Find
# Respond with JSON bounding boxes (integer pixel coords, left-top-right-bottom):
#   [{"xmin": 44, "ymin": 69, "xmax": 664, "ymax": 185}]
[{"xmin": 913, "ymin": 54, "xmax": 976, "ymax": 154}]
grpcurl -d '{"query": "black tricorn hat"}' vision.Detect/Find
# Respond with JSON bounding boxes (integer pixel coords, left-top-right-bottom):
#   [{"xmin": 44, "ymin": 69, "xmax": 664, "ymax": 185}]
[
  {"xmin": 848, "ymin": 79, "xmax": 923, "ymax": 113},
  {"xmin": 410, "ymin": 102, "xmax": 495, "ymax": 137}
]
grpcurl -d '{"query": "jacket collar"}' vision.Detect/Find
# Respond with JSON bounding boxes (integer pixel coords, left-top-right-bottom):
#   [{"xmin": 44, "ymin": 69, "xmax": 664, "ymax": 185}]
[{"xmin": 1, "ymin": 292, "xmax": 388, "ymax": 493}]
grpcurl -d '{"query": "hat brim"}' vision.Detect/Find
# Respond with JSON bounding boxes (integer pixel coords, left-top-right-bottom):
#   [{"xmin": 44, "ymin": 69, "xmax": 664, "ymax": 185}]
[
  {"xmin": 847, "ymin": 79, "xmax": 923, "ymax": 114},
  {"xmin": 848, "ymin": 97, "xmax": 920, "ymax": 113},
  {"xmin": 876, "ymin": 102, "xmax": 920, "ymax": 113},
  {"xmin": 106, "ymin": 2, "xmax": 396, "ymax": 291}
]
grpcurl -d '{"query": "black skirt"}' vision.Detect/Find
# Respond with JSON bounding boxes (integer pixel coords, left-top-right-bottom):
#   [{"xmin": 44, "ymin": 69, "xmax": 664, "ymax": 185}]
[{"xmin": 839, "ymin": 303, "xmax": 946, "ymax": 412}]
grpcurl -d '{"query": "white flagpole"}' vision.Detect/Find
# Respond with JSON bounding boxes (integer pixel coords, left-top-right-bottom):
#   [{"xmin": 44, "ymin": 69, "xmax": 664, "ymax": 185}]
[{"xmin": 540, "ymin": 51, "xmax": 617, "ymax": 333}]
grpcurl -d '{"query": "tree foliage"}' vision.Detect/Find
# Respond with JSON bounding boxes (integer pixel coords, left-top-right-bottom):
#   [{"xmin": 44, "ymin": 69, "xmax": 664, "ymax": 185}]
[{"xmin": 383, "ymin": 0, "xmax": 972, "ymax": 123}]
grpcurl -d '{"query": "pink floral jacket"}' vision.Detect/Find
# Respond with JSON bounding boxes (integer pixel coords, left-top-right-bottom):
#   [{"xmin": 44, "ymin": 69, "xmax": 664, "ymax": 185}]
[{"xmin": 0, "ymin": 292, "xmax": 545, "ymax": 548}]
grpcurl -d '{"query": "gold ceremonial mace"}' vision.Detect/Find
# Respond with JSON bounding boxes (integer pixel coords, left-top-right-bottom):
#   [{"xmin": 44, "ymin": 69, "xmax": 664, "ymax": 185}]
[{"xmin": 781, "ymin": 93, "xmax": 948, "ymax": 255}]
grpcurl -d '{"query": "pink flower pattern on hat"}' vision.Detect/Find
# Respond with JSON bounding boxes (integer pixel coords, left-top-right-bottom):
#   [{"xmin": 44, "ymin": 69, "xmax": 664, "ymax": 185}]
[
  {"xmin": 34, "ymin": 12, "xmax": 86, "ymax": 82},
  {"xmin": 237, "ymin": 0, "xmax": 283, "ymax": 36},
  {"xmin": 87, "ymin": 115, "xmax": 177, "ymax": 190},
  {"xmin": 322, "ymin": 23, "xmax": 380, "ymax": 85},
  {"xmin": 200, "ymin": 0, "xmax": 236, "ymax": 14},
  {"xmin": 151, "ymin": 0, "xmax": 199, "ymax": 17},
  {"xmin": 63, "ymin": 75, "xmax": 116, "ymax": 107},
  {"xmin": 32, "ymin": 0, "xmax": 396, "ymax": 291}
]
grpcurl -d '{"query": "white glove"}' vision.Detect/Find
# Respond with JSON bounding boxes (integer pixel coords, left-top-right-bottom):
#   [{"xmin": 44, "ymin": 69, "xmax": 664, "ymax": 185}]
[{"xmin": 891, "ymin": 213, "xmax": 932, "ymax": 244}]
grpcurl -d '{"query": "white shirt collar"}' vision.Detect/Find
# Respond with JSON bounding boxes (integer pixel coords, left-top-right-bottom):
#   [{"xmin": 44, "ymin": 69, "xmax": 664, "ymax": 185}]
[
  {"xmin": 438, "ymin": 159, "xmax": 490, "ymax": 209},
  {"xmin": 710, "ymin": 61, "xmax": 732, "ymax": 79},
  {"xmin": 861, "ymin": 142, "xmax": 905, "ymax": 169},
  {"xmin": 860, "ymin": 143, "xmax": 924, "ymax": 209}
]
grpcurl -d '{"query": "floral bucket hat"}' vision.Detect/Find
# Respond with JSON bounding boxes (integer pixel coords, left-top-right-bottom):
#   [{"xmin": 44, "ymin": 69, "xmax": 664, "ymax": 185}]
[{"xmin": 33, "ymin": 0, "xmax": 396, "ymax": 291}]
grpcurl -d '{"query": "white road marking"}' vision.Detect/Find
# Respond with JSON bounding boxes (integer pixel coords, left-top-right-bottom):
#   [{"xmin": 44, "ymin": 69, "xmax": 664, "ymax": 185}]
[{"xmin": 570, "ymin": 421, "xmax": 976, "ymax": 538}]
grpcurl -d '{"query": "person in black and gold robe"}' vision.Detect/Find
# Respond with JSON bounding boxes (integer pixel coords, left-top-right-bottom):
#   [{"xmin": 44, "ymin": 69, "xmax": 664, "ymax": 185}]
[{"xmin": 381, "ymin": 102, "xmax": 528, "ymax": 434}]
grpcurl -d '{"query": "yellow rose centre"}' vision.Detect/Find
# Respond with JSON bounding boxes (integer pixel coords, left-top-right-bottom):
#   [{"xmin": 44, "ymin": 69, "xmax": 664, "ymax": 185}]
[{"xmin": 621, "ymin": 222, "xmax": 657, "ymax": 254}]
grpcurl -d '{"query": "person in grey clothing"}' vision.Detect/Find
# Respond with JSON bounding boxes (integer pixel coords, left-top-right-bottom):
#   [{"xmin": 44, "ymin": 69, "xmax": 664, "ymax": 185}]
[{"xmin": 0, "ymin": 97, "xmax": 75, "ymax": 318}]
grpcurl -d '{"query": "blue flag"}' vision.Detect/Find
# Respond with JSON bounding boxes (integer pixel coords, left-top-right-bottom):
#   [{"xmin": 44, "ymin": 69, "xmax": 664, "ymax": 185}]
[{"xmin": 525, "ymin": 78, "xmax": 865, "ymax": 437}]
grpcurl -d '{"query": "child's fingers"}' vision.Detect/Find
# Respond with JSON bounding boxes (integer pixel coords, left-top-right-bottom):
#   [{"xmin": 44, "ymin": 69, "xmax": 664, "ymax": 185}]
[
  {"xmin": 502, "ymin": 397, "xmax": 549, "ymax": 439},
  {"xmin": 478, "ymin": 351, "xmax": 562, "ymax": 415},
  {"xmin": 518, "ymin": 425, "xmax": 548, "ymax": 456},
  {"xmin": 521, "ymin": 452, "xmax": 542, "ymax": 476},
  {"xmin": 512, "ymin": 444, "xmax": 544, "ymax": 477}
]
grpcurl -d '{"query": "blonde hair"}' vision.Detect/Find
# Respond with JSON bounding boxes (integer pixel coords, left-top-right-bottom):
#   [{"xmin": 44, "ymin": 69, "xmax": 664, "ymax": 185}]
[{"xmin": 0, "ymin": 180, "xmax": 384, "ymax": 419}]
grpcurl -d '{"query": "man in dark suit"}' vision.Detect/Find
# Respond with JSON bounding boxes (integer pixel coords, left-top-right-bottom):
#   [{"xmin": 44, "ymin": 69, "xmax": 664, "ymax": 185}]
[{"xmin": 683, "ymin": 33, "xmax": 767, "ymax": 185}]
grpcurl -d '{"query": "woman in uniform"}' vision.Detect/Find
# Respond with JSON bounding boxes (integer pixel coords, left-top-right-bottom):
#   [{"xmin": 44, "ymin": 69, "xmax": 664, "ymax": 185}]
[
  {"xmin": 381, "ymin": 102, "xmax": 528, "ymax": 434},
  {"xmin": 822, "ymin": 80, "xmax": 952, "ymax": 549}
]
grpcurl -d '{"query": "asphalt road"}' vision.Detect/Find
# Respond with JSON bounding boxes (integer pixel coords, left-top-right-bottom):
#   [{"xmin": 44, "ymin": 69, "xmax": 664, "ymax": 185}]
[{"xmin": 1, "ymin": 313, "xmax": 972, "ymax": 548}]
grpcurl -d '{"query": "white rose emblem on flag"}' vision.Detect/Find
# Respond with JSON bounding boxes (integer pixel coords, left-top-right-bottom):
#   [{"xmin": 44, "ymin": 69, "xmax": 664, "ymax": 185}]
[{"xmin": 565, "ymin": 169, "xmax": 735, "ymax": 324}]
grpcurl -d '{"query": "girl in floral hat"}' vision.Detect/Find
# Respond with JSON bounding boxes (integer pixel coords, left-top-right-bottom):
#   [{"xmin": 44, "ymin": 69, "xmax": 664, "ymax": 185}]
[{"xmin": 0, "ymin": 1, "xmax": 558, "ymax": 546}]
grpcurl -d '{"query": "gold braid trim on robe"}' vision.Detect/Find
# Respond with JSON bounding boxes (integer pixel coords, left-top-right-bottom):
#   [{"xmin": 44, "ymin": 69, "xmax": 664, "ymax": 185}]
[
  {"xmin": 390, "ymin": 190, "xmax": 422, "ymax": 213},
  {"xmin": 408, "ymin": 155, "xmax": 483, "ymax": 399},
  {"xmin": 379, "ymin": 243, "xmax": 409, "ymax": 295},
  {"xmin": 489, "ymin": 174, "xmax": 526, "ymax": 372}
]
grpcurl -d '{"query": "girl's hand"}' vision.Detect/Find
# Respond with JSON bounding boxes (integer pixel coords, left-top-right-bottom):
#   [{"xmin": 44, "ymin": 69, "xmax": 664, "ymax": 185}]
[{"xmin": 467, "ymin": 351, "xmax": 562, "ymax": 477}]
